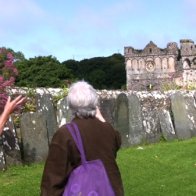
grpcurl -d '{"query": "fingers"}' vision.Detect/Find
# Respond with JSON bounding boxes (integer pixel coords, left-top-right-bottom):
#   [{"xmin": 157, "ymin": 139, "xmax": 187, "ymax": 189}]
[
  {"xmin": 11, "ymin": 95, "xmax": 26, "ymax": 106},
  {"xmin": 4, "ymin": 96, "xmax": 11, "ymax": 107},
  {"xmin": 4, "ymin": 95, "xmax": 26, "ymax": 113},
  {"xmin": 6, "ymin": 96, "xmax": 11, "ymax": 103},
  {"xmin": 16, "ymin": 97, "xmax": 27, "ymax": 106}
]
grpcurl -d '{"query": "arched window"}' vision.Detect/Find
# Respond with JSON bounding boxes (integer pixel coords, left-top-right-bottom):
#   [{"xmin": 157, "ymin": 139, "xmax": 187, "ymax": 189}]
[
  {"xmin": 183, "ymin": 59, "xmax": 191, "ymax": 69},
  {"xmin": 193, "ymin": 58, "xmax": 196, "ymax": 65}
]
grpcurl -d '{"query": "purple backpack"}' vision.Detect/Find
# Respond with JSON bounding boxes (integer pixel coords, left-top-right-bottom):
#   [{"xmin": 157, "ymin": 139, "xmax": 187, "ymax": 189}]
[{"xmin": 63, "ymin": 122, "xmax": 115, "ymax": 196}]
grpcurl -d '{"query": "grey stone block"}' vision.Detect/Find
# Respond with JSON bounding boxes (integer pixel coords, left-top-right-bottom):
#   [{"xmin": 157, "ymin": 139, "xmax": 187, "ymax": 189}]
[
  {"xmin": 115, "ymin": 93, "xmax": 130, "ymax": 146},
  {"xmin": 20, "ymin": 112, "xmax": 49, "ymax": 163},
  {"xmin": 171, "ymin": 92, "xmax": 196, "ymax": 139},
  {"xmin": 128, "ymin": 93, "xmax": 145, "ymax": 145},
  {"xmin": 36, "ymin": 94, "xmax": 57, "ymax": 143}
]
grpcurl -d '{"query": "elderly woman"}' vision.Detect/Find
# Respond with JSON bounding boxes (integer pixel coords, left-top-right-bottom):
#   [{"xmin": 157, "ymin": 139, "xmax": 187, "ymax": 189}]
[{"xmin": 40, "ymin": 81, "xmax": 124, "ymax": 196}]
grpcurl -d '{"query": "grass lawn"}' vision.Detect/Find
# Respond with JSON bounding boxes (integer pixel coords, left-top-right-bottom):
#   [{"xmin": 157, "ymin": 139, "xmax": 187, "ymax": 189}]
[
  {"xmin": 118, "ymin": 138, "xmax": 196, "ymax": 196},
  {"xmin": 1, "ymin": 138, "xmax": 196, "ymax": 196}
]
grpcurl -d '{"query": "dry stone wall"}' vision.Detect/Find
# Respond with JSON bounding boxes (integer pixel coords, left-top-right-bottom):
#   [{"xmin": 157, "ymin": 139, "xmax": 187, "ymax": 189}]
[{"xmin": 0, "ymin": 89, "xmax": 196, "ymax": 170}]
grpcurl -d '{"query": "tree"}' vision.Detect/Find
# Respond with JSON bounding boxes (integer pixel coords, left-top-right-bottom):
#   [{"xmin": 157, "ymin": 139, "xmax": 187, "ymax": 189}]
[
  {"xmin": 15, "ymin": 53, "xmax": 126, "ymax": 89},
  {"xmin": 0, "ymin": 48, "xmax": 18, "ymax": 111},
  {"xmin": 15, "ymin": 56, "xmax": 72, "ymax": 87},
  {"xmin": 78, "ymin": 54, "xmax": 125, "ymax": 89}
]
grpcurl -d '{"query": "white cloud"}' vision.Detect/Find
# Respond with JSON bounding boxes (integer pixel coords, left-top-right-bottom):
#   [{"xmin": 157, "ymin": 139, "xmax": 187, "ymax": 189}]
[{"xmin": 0, "ymin": 0, "xmax": 44, "ymax": 19}]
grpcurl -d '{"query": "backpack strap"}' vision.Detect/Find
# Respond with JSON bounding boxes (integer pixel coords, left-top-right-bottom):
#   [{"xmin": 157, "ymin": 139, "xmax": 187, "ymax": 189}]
[{"xmin": 66, "ymin": 122, "xmax": 87, "ymax": 164}]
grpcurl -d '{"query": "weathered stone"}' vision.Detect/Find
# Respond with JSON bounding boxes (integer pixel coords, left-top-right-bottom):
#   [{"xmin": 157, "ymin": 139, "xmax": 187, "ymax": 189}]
[
  {"xmin": 114, "ymin": 93, "xmax": 130, "ymax": 146},
  {"xmin": 56, "ymin": 97, "xmax": 73, "ymax": 127},
  {"xmin": 171, "ymin": 92, "xmax": 196, "ymax": 139},
  {"xmin": 20, "ymin": 112, "xmax": 49, "ymax": 163},
  {"xmin": 158, "ymin": 109, "xmax": 176, "ymax": 141},
  {"xmin": 1, "ymin": 117, "xmax": 22, "ymax": 167},
  {"xmin": 0, "ymin": 142, "xmax": 6, "ymax": 170},
  {"xmin": 100, "ymin": 97, "xmax": 116, "ymax": 126},
  {"xmin": 1, "ymin": 88, "xmax": 196, "ymax": 169},
  {"xmin": 36, "ymin": 94, "xmax": 57, "ymax": 143},
  {"xmin": 136, "ymin": 91, "xmax": 163, "ymax": 144},
  {"xmin": 184, "ymin": 92, "xmax": 196, "ymax": 136},
  {"xmin": 127, "ymin": 93, "xmax": 145, "ymax": 145},
  {"xmin": 125, "ymin": 39, "xmax": 196, "ymax": 91}
]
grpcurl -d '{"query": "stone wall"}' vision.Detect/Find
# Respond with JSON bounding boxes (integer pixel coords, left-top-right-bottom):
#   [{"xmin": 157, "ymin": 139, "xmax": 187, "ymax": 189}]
[
  {"xmin": 0, "ymin": 89, "xmax": 196, "ymax": 170},
  {"xmin": 125, "ymin": 39, "xmax": 196, "ymax": 90}
]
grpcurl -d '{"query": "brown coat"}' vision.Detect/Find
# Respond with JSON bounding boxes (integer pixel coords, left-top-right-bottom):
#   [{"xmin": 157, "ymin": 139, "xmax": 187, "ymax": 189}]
[{"xmin": 40, "ymin": 117, "xmax": 124, "ymax": 196}]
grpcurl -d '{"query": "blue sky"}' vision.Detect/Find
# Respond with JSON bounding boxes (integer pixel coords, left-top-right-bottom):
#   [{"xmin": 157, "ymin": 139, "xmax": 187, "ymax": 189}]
[{"xmin": 0, "ymin": 0, "xmax": 196, "ymax": 62}]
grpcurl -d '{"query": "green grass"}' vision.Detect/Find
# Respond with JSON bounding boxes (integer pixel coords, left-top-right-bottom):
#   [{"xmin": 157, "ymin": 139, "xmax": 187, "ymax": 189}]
[
  {"xmin": 1, "ymin": 138, "xmax": 196, "ymax": 196},
  {"xmin": 0, "ymin": 163, "xmax": 43, "ymax": 196},
  {"xmin": 118, "ymin": 138, "xmax": 196, "ymax": 196}
]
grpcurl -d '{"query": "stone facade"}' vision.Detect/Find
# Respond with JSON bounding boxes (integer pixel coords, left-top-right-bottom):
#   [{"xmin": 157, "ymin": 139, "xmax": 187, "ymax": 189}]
[{"xmin": 124, "ymin": 39, "xmax": 196, "ymax": 90}]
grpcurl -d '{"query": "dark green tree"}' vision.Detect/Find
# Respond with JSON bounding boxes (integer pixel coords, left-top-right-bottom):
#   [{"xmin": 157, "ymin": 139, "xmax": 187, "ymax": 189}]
[{"xmin": 15, "ymin": 56, "xmax": 72, "ymax": 87}]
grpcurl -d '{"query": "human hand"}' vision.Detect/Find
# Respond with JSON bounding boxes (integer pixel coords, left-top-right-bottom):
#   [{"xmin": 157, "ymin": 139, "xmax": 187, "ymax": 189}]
[
  {"xmin": 95, "ymin": 106, "xmax": 106, "ymax": 122},
  {"xmin": 4, "ymin": 95, "xmax": 26, "ymax": 115},
  {"xmin": 0, "ymin": 95, "xmax": 26, "ymax": 134}
]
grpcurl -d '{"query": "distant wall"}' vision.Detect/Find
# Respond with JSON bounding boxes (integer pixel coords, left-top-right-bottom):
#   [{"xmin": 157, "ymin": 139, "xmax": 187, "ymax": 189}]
[{"xmin": 0, "ymin": 89, "xmax": 196, "ymax": 170}]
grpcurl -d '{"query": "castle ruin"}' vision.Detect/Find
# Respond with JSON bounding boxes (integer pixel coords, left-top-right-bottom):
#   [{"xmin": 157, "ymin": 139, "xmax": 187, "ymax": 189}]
[{"xmin": 124, "ymin": 39, "xmax": 196, "ymax": 90}]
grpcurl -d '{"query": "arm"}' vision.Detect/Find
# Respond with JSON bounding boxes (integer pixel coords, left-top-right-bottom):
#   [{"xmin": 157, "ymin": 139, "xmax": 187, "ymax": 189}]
[
  {"xmin": 0, "ymin": 95, "xmax": 26, "ymax": 135},
  {"xmin": 41, "ymin": 143, "xmax": 69, "ymax": 196},
  {"xmin": 96, "ymin": 107, "xmax": 121, "ymax": 149},
  {"xmin": 95, "ymin": 107, "xmax": 106, "ymax": 122},
  {"xmin": 40, "ymin": 128, "xmax": 79, "ymax": 196}
]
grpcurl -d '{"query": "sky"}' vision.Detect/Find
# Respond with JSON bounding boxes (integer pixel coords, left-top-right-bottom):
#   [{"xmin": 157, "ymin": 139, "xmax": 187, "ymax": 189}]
[{"xmin": 0, "ymin": 0, "xmax": 196, "ymax": 62}]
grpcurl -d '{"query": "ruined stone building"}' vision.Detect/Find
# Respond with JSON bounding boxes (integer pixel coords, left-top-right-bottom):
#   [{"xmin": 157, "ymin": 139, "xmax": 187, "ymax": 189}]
[{"xmin": 124, "ymin": 39, "xmax": 196, "ymax": 90}]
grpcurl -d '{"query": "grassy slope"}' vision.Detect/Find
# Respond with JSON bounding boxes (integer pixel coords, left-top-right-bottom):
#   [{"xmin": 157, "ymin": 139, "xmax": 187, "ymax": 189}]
[
  {"xmin": 0, "ymin": 138, "xmax": 196, "ymax": 196},
  {"xmin": 118, "ymin": 138, "xmax": 196, "ymax": 196}
]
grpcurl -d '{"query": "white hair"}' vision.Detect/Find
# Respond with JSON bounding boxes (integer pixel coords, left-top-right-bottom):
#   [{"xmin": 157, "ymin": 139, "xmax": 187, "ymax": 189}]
[{"xmin": 67, "ymin": 81, "xmax": 99, "ymax": 118}]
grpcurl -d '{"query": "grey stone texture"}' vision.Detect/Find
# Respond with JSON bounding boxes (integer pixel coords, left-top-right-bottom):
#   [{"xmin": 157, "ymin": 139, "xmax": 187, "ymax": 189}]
[
  {"xmin": 20, "ymin": 112, "xmax": 49, "ymax": 163},
  {"xmin": 158, "ymin": 109, "xmax": 176, "ymax": 141},
  {"xmin": 125, "ymin": 39, "xmax": 196, "ymax": 91},
  {"xmin": 1, "ymin": 117, "xmax": 22, "ymax": 167},
  {"xmin": 127, "ymin": 93, "xmax": 144, "ymax": 145},
  {"xmin": 114, "ymin": 93, "xmax": 130, "ymax": 146},
  {"xmin": 136, "ymin": 91, "xmax": 164, "ymax": 144},
  {"xmin": 100, "ymin": 98, "xmax": 116, "ymax": 126},
  {"xmin": 36, "ymin": 94, "xmax": 57, "ymax": 143},
  {"xmin": 0, "ymin": 116, "xmax": 22, "ymax": 171},
  {"xmin": 1, "ymin": 89, "xmax": 196, "ymax": 169},
  {"xmin": 0, "ymin": 144, "xmax": 6, "ymax": 170},
  {"xmin": 171, "ymin": 91, "xmax": 196, "ymax": 139},
  {"xmin": 56, "ymin": 97, "xmax": 73, "ymax": 127}
]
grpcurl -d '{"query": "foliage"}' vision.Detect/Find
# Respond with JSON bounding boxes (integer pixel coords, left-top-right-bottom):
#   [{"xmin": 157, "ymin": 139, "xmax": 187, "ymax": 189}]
[
  {"xmin": 15, "ymin": 56, "xmax": 73, "ymax": 88},
  {"xmin": 22, "ymin": 88, "xmax": 37, "ymax": 112},
  {"xmin": 0, "ymin": 48, "xmax": 18, "ymax": 111},
  {"xmin": 52, "ymin": 85, "xmax": 69, "ymax": 106},
  {"xmin": 11, "ymin": 87, "xmax": 37, "ymax": 127},
  {"xmin": 2, "ymin": 47, "xmax": 196, "ymax": 91},
  {"xmin": 160, "ymin": 81, "xmax": 181, "ymax": 91},
  {"xmin": 5, "ymin": 48, "xmax": 26, "ymax": 62},
  {"xmin": 160, "ymin": 81, "xmax": 196, "ymax": 91},
  {"xmin": 14, "ymin": 53, "xmax": 126, "ymax": 89},
  {"xmin": 60, "ymin": 53, "xmax": 126, "ymax": 89},
  {"xmin": 183, "ymin": 83, "xmax": 196, "ymax": 90}
]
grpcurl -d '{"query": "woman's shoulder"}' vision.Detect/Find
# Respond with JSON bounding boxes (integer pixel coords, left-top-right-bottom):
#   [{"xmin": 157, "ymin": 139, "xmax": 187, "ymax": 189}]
[{"xmin": 51, "ymin": 124, "xmax": 73, "ymax": 145}]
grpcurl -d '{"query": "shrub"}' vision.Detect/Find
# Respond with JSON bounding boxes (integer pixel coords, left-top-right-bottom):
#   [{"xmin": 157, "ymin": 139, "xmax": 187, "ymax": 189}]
[{"xmin": 0, "ymin": 48, "xmax": 18, "ymax": 112}]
